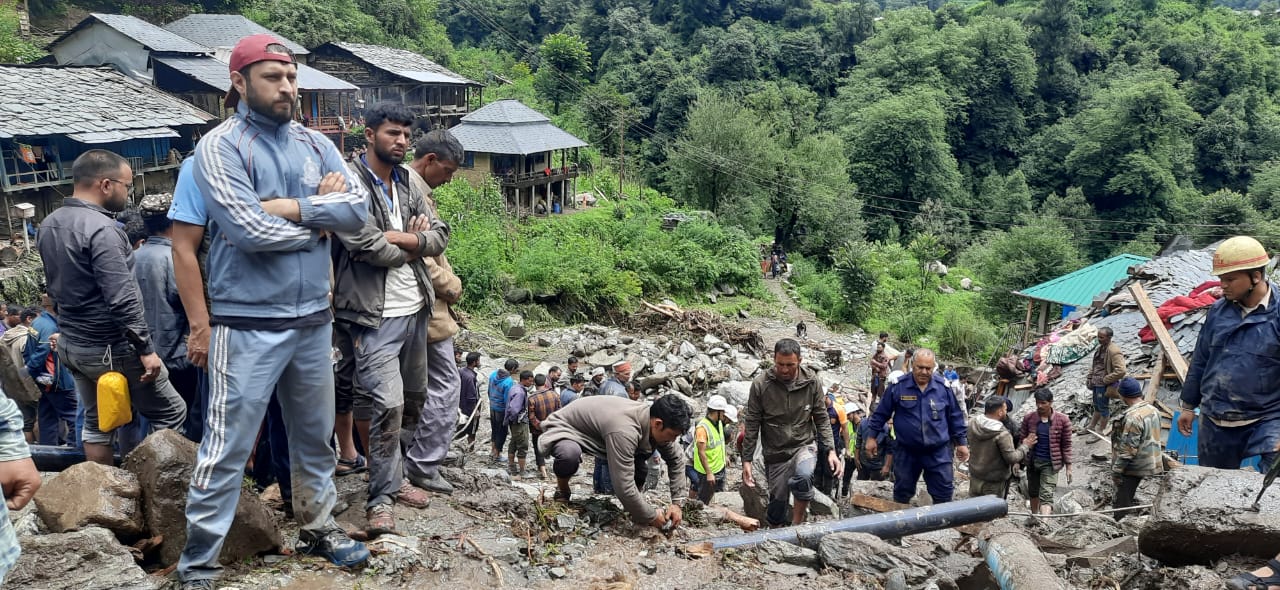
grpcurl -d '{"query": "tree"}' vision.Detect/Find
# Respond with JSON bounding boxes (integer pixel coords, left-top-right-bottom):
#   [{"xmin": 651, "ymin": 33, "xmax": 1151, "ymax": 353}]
[
  {"xmin": 781, "ymin": 133, "xmax": 863, "ymax": 258},
  {"xmin": 961, "ymin": 219, "xmax": 1084, "ymax": 320},
  {"xmin": 534, "ymin": 33, "xmax": 592, "ymax": 114},
  {"xmin": 838, "ymin": 88, "xmax": 965, "ymax": 234},
  {"xmin": 907, "ymin": 233, "xmax": 947, "ymax": 293},
  {"xmin": 704, "ymin": 28, "xmax": 760, "ymax": 84},
  {"xmin": 831, "ymin": 240, "xmax": 878, "ymax": 325},
  {"xmin": 668, "ymin": 92, "xmax": 778, "ymax": 234},
  {"xmin": 250, "ymin": 0, "xmax": 386, "ymax": 48}
]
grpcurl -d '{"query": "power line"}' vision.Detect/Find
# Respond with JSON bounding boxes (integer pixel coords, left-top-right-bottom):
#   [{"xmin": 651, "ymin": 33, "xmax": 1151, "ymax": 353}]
[{"xmin": 448, "ymin": 0, "xmax": 1262, "ymax": 238}]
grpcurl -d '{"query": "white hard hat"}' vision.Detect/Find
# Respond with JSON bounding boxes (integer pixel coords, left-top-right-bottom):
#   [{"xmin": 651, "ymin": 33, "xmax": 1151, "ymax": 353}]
[
  {"xmin": 844, "ymin": 402, "xmax": 860, "ymax": 414},
  {"xmin": 707, "ymin": 395, "xmax": 729, "ymax": 412},
  {"xmin": 724, "ymin": 405, "xmax": 739, "ymax": 423}
]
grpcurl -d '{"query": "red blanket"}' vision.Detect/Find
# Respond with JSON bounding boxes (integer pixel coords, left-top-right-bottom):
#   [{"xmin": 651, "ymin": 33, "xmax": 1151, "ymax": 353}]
[{"xmin": 1138, "ymin": 280, "xmax": 1221, "ymax": 343}]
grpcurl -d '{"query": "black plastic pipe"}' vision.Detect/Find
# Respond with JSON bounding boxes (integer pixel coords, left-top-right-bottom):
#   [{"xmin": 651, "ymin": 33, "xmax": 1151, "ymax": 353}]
[
  {"xmin": 698, "ymin": 495, "xmax": 1009, "ymax": 550},
  {"xmin": 30, "ymin": 444, "xmax": 120, "ymax": 471}
]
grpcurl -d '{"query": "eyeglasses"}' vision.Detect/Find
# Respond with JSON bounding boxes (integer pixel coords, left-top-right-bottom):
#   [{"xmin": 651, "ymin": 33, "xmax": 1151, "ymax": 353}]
[{"xmin": 105, "ymin": 178, "xmax": 135, "ymax": 196}]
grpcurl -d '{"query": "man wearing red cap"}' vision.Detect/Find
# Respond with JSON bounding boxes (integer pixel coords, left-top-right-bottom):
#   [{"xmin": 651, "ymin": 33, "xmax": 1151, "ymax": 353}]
[{"xmin": 178, "ymin": 35, "xmax": 371, "ymax": 589}]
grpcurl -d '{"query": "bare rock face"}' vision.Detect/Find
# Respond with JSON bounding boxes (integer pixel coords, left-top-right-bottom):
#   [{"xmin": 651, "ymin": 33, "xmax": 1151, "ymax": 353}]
[
  {"xmin": 1140, "ymin": 465, "xmax": 1280, "ymax": 565},
  {"xmin": 34, "ymin": 461, "xmax": 145, "ymax": 537},
  {"xmin": 122, "ymin": 429, "xmax": 282, "ymax": 566},
  {"xmin": 8, "ymin": 526, "xmax": 159, "ymax": 590},
  {"xmin": 501, "ymin": 314, "xmax": 527, "ymax": 339}
]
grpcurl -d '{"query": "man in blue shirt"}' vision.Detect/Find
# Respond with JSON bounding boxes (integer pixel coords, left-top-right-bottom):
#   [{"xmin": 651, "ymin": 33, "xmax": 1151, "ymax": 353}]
[
  {"xmin": 863, "ymin": 348, "xmax": 968, "ymax": 504},
  {"xmin": 23, "ymin": 301, "xmax": 77, "ymax": 447},
  {"xmin": 488, "ymin": 359, "xmax": 518, "ymax": 464}
]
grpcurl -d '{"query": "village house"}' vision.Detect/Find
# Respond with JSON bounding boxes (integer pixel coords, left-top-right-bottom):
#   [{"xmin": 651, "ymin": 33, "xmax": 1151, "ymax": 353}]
[
  {"xmin": 49, "ymin": 13, "xmax": 359, "ymax": 141},
  {"xmin": 0, "ymin": 64, "xmax": 215, "ymax": 227},
  {"xmin": 310, "ymin": 41, "xmax": 481, "ymax": 129},
  {"xmin": 449, "ymin": 99, "xmax": 587, "ymax": 216}
]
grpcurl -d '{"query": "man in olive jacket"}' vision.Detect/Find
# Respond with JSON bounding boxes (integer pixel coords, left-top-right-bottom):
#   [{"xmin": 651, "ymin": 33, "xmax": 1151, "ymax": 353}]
[
  {"xmin": 1086, "ymin": 327, "xmax": 1127, "ymax": 434},
  {"xmin": 967, "ymin": 395, "xmax": 1036, "ymax": 498},
  {"xmin": 741, "ymin": 338, "xmax": 841, "ymax": 527}
]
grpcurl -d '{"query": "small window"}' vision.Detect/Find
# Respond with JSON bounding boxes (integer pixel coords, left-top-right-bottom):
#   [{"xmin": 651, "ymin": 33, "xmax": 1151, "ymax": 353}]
[{"xmin": 463, "ymin": 151, "xmax": 475, "ymax": 169}]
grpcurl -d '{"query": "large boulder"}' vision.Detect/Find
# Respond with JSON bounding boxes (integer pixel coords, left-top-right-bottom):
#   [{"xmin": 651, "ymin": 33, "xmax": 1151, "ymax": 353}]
[
  {"xmin": 717, "ymin": 381, "xmax": 752, "ymax": 408},
  {"xmin": 8, "ymin": 526, "xmax": 160, "ymax": 589},
  {"xmin": 34, "ymin": 461, "xmax": 145, "ymax": 537},
  {"xmin": 1140, "ymin": 465, "xmax": 1280, "ymax": 565},
  {"xmin": 819, "ymin": 532, "xmax": 956, "ymax": 589},
  {"xmin": 122, "ymin": 430, "xmax": 282, "ymax": 566},
  {"xmin": 500, "ymin": 314, "xmax": 526, "ymax": 339},
  {"xmin": 586, "ymin": 349, "xmax": 622, "ymax": 368}
]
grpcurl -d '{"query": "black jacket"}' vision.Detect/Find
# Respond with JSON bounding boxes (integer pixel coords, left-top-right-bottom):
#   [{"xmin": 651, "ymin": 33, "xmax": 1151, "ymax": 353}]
[
  {"xmin": 331, "ymin": 160, "xmax": 449, "ymax": 328},
  {"xmin": 38, "ymin": 197, "xmax": 154, "ymax": 354}
]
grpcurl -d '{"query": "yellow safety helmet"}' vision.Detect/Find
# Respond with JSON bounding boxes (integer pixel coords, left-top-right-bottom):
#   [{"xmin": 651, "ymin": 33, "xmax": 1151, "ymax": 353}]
[{"xmin": 1212, "ymin": 236, "xmax": 1270, "ymax": 276}]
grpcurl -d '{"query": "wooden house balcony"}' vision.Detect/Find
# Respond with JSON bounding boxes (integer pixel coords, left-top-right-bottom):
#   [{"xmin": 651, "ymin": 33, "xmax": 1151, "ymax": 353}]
[{"xmin": 498, "ymin": 164, "xmax": 580, "ymax": 189}]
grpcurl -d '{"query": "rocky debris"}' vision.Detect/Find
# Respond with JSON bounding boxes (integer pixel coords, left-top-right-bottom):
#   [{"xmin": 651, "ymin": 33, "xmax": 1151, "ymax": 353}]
[
  {"xmin": 1045, "ymin": 512, "xmax": 1125, "ymax": 549},
  {"xmin": 960, "ymin": 277, "xmax": 973, "ymax": 290},
  {"xmin": 7, "ymin": 526, "xmax": 160, "ymax": 590},
  {"xmin": 637, "ymin": 557, "xmax": 657, "ymax": 574},
  {"xmin": 501, "ymin": 314, "xmax": 526, "ymax": 339},
  {"xmin": 809, "ymin": 490, "xmax": 840, "ymax": 517},
  {"xmin": 504, "ymin": 288, "xmax": 531, "ymax": 304},
  {"xmin": 679, "ymin": 340, "xmax": 698, "ymax": 358},
  {"xmin": 33, "ymin": 461, "xmax": 144, "ymax": 537},
  {"xmin": 755, "ymin": 539, "xmax": 820, "ymax": 569},
  {"xmin": 537, "ymin": 335, "xmax": 553, "ymax": 347},
  {"xmin": 739, "ymin": 484, "xmax": 768, "ymax": 523},
  {"xmin": 368, "ymin": 534, "xmax": 426, "ymax": 574},
  {"xmin": 819, "ymin": 532, "xmax": 957, "ymax": 589},
  {"xmin": 122, "ymin": 429, "xmax": 282, "ymax": 566},
  {"xmin": 467, "ymin": 535, "xmax": 526, "ymax": 564},
  {"xmin": 1140, "ymin": 465, "xmax": 1280, "ymax": 565},
  {"xmin": 717, "ymin": 381, "xmax": 751, "ymax": 408}
]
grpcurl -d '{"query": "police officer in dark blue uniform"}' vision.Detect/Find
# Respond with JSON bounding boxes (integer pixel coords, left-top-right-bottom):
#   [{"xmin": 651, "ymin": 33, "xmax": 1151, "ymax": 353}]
[{"xmin": 862, "ymin": 348, "xmax": 968, "ymax": 504}]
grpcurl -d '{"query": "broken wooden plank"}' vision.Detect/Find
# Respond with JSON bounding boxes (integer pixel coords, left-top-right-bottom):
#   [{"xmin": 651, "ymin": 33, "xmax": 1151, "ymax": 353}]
[
  {"xmin": 1129, "ymin": 283, "xmax": 1190, "ymax": 382},
  {"xmin": 849, "ymin": 493, "xmax": 909, "ymax": 513},
  {"xmin": 1013, "ymin": 383, "xmax": 1035, "ymax": 391},
  {"xmin": 1144, "ymin": 344, "xmax": 1165, "ymax": 403}
]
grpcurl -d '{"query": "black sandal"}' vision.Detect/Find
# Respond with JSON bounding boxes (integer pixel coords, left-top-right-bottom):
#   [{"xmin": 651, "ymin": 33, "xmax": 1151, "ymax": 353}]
[
  {"xmin": 1227, "ymin": 558, "xmax": 1280, "ymax": 590},
  {"xmin": 335, "ymin": 455, "xmax": 367, "ymax": 476}
]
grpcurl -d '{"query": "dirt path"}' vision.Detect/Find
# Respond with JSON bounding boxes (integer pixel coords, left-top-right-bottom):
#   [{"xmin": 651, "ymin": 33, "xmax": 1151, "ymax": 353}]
[{"xmin": 752, "ymin": 277, "xmax": 850, "ymax": 349}]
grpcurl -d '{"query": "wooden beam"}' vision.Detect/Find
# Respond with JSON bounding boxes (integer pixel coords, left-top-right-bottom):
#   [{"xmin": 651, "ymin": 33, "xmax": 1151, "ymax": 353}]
[
  {"xmin": 1129, "ymin": 283, "xmax": 1189, "ymax": 382},
  {"xmin": 850, "ymin": 493, "xmax": 910, "ymax": 513},
  {"xmin": 1144, "ymin": 344, "xmax": 1165, "ymax": 402}
]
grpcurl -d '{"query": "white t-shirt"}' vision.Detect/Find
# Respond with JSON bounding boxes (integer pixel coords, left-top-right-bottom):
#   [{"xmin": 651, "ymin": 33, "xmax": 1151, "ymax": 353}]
[{"xmin": 380, "ymin": 181, "xmax": 425, "ymax": 317}]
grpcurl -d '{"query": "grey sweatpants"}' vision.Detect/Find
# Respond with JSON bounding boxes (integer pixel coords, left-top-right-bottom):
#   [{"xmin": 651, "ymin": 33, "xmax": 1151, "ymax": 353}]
[
  {"xmin": 405, "ymin": 337, "xmax": 459, "ymax": 479},
  {"xmin": 60, "ymin": 339, "xmax": 187, "ymax": 445},
  {"xmin": 179, "ymin": 324, "xmax": 340, "ymax": 582},
  {"xmin": 764, "ymin": 444, "xmax": 817, "ymax": 525},
  {"xmin": 344, "ymin": 311, "xmax": 429, "ymax": 508}
]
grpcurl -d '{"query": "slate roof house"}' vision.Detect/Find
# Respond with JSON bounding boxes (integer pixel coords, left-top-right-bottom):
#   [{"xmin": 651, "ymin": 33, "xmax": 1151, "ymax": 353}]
[
  {"xmin": 50, "ymin": 14, "xmax": 358, "ymax": 141},
  {"xmin": 449, "ymin": 100, "xmax": 588, "ymax": 216},
  {"xmin": 0, "ymin": 65, "xmax": 215, "ymax": 219},
  {"xmin": 48, "ymin": 13, "xmax": 210, "ymax": 82},
  {"xmin": 162, "ymin": 14, "xmax": 310, "ymax": 60},
  {"xmin": 310, "ymin": 42, "xmax": 482, "ymax": 128},
  {"xmin": 1001, "ymin": 242, "xmax": 1234, "ymax": 466}
]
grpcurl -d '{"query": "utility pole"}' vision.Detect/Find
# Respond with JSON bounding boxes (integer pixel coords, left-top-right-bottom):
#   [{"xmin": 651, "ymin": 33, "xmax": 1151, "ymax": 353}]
[{"xmin": 617, "ymin": 113, "xmax": 625, "ymax": 200}]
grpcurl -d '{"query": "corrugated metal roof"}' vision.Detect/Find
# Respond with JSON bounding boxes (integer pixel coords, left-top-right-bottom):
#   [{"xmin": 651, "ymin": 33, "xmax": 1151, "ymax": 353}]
[
  {"xmin": 162, "ymin": 14, "xmax": 309, "ymax": 55},
  {"xmin": 0, "ymin": 66, "xmax": 215, "ymax": 139},
  {"xmin": 68, "ymin": 127, "xmax": 179, "ymax": 144},
  {"xmin": 328, "ymin": 42, "xmax": 479, "ymax": 86},
  {"xmin": 1014, "ymin": 253, "xmax": 1151, "ymax": 307},
  {"xmin": 451, "ymin": 101, "xmax": 587, "ymax": 155},
  {"xmin": 52, "ymin": 13, "xmax": 210, "ymax": 54},
  {"xmin": 154, "ymin": 56, "xmax": 357, "ymax": 92}
]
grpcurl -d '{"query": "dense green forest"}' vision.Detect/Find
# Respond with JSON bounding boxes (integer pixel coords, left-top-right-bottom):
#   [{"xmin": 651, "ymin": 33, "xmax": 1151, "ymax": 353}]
[{"xmin": 7, "ymin": 0, "xmax": 1280, "ymax": 360}]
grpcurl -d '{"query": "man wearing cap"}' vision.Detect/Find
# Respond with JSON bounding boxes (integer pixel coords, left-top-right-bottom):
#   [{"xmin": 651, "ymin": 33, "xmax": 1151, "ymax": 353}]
[
  {"xmin": 584, "ymin": 367, "xmax": 606, "ymax": 396},
  {"xmin": 1179, "ymin": 236, "xmax": 1280, "ymax": 469},
  {"xmin": 598, "ymin": 361, "xmax": 631, "ymax": 398},
  {"xmin": 38, "ymin": 150, "xmax": 187, "ymax": 465},
  {"xmin": 692, "ymin": 395, "xmax": 733, "ymax": 504},
  {"xmin": 179, "ymin": 35, "xmax": 371, "ymax": 587},
  {"xmin": 742, "ymin": 339, "xmax": 842, "ymax": 527},
  {"xmin": 1110, "ymin": 377, "xmax": 1161, "ymax": 520},
  {"xmin": 134, "ymin": 194, "xmax": 200, "ymax": 433}
]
